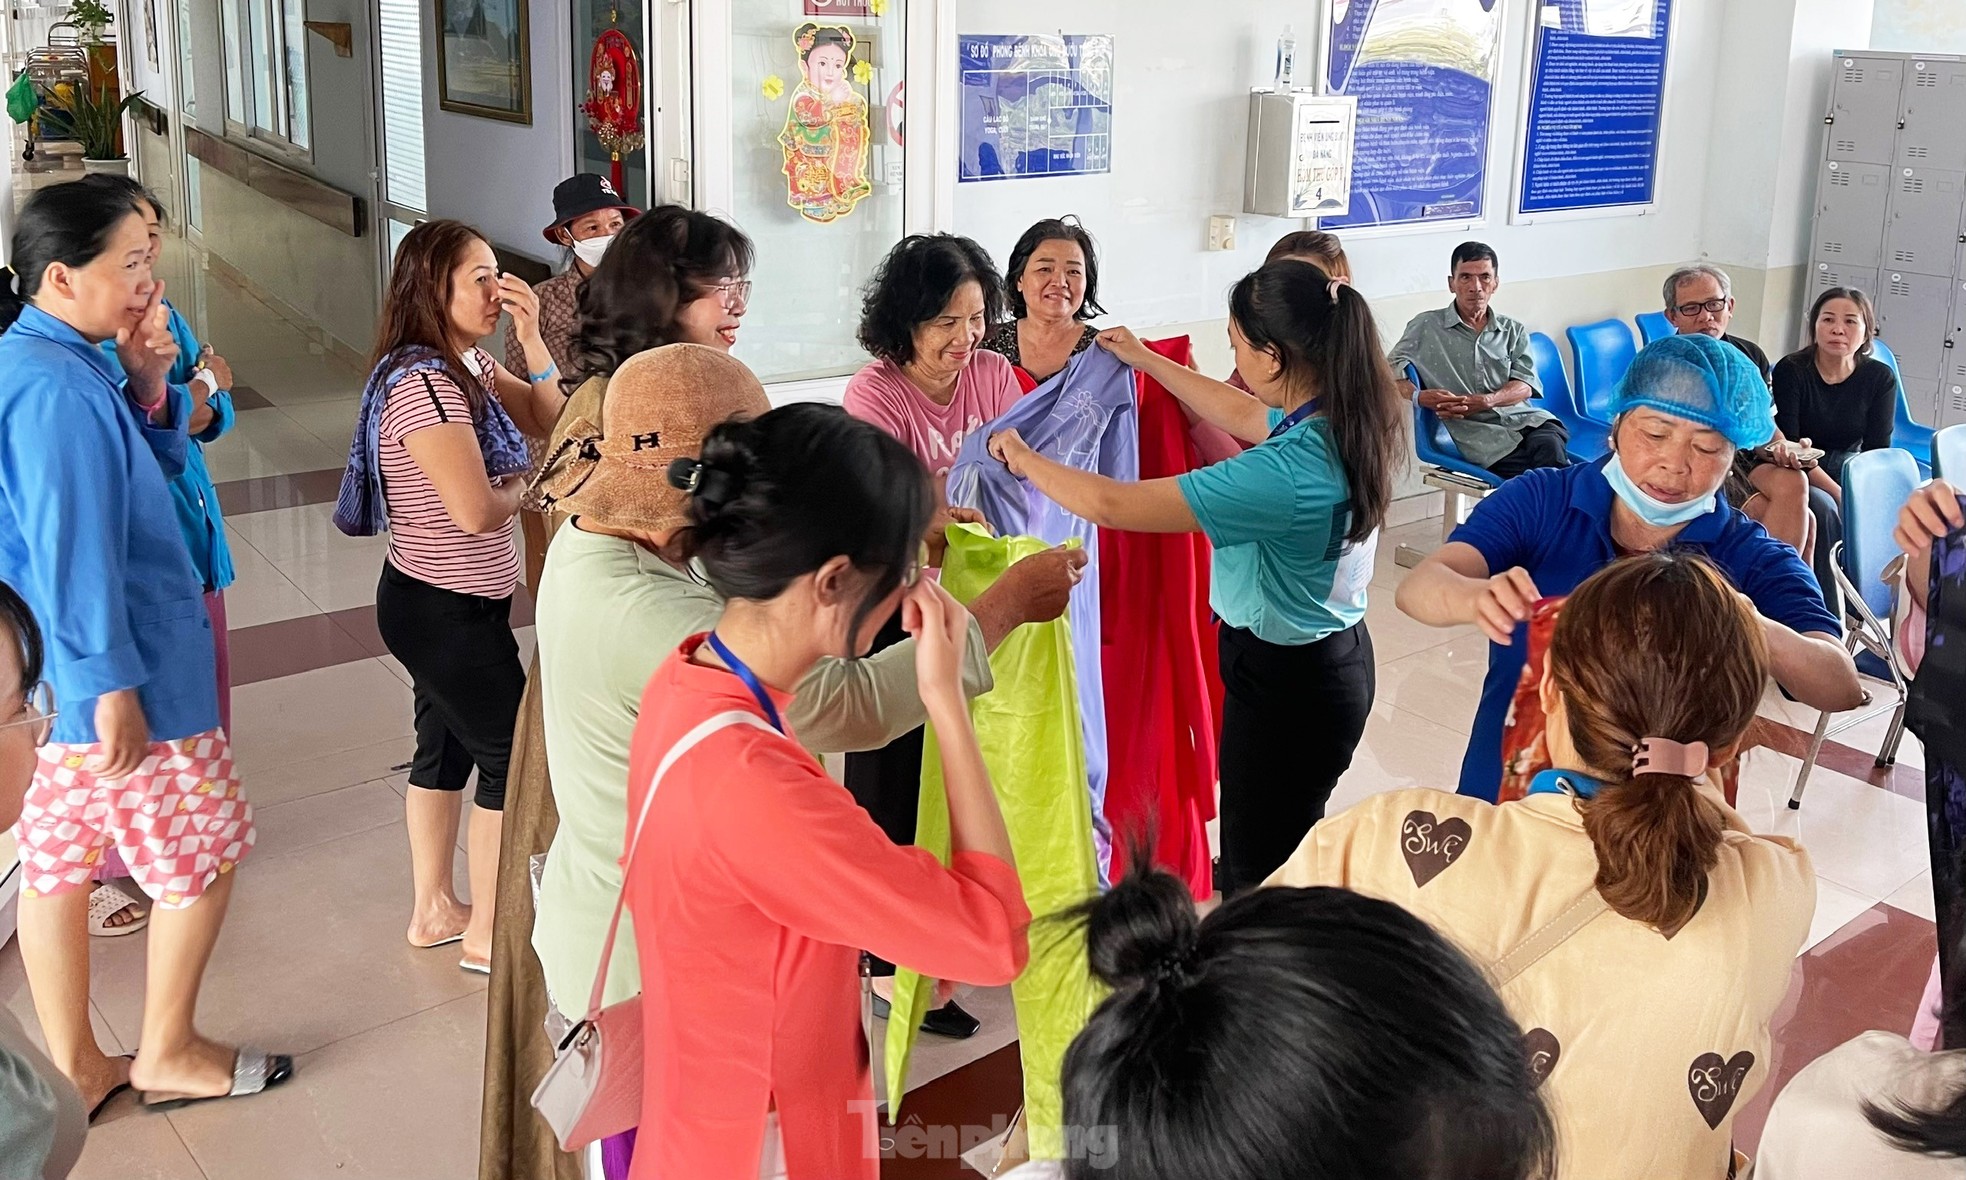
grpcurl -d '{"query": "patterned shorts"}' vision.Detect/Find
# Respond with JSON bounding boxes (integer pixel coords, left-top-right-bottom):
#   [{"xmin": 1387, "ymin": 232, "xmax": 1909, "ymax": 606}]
[{"xmin": 13, "ymin": 730, "xmax": 255, "ymax": 910}]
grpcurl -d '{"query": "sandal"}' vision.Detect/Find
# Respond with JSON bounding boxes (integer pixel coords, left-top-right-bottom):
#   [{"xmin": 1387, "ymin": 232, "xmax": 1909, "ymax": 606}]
[
  {"xmin": 88, "ymin": 1055, "xmax": 136, "ymax": 1122},
  {"xmin": 140, "ymin": 1048, "xmax": 295, "ymax": 1112},
  {"xmin": 87, "ymin": 882, "xmax": 149, "ymax": 938}
]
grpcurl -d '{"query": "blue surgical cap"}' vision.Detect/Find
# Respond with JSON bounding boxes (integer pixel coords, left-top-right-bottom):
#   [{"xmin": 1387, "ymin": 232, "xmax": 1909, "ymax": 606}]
[{"xmin": 1608, "ymin": 333, "xmax": 1776, "ymax": 450}]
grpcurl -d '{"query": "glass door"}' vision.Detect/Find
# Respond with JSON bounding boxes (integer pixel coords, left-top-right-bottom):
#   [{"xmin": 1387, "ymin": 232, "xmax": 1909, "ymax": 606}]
[
  {"xmin": 693, "ymin": 0, "xmax": 915, "ymax": 384},
  {"xmin": 374, "ymin": 0, "xmax": 428, "ymax": 270},
  {"xmin": 575, "ymin": 0, "xmax": 652, "ymax": 208}
]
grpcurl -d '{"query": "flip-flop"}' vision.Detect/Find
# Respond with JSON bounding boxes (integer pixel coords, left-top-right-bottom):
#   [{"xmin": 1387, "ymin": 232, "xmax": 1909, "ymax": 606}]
[
  {"xmin": 459, "ymin": 958, "xmax": 491, "ymax": 975},
  {"xmin": 409, "ymin": 932, "xmax": 465, "ymax": 949},
  {"xmin": 88, "ymin": 883, "xmax": 149, "ymax": 938},
  {"xmin": 88, "ymin": 1055, "xmax": 136, "ymax": 1122},
  {"xmin": 140, "ymin": 1047, "xmax": 294, "ymax": 1112}
]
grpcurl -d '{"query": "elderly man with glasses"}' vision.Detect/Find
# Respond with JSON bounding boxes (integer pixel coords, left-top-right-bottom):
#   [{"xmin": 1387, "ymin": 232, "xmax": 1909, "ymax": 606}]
[{"xmin": 1664, "ymin": 264, "xmax": 1840, "ymax": 610}]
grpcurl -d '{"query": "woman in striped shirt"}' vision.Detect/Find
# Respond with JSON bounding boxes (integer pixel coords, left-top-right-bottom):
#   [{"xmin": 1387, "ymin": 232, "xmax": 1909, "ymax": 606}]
[{"xmin": 370, "ymin": 220, "xmax": 560, "ymax": 973}]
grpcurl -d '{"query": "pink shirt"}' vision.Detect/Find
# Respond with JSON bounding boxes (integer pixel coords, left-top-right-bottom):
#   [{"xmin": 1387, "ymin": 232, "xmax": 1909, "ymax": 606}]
[{"xmin": 841, "ymin": 352, "xmax": 1023, "ymax": 478}]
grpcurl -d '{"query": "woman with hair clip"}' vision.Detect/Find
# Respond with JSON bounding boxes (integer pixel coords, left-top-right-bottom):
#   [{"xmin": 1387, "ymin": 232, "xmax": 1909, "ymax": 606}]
[
  {"xmin": 0, "ymin": 181, "xmax": 291, "ymax": 1114},
  {"xmin": 619, "ymin": 402, "xmax": 1030, "ymax": 1179},
  {"xmin": 347, "ymin": 218, "xmax": 568, "ymax": 973},
  {"xmin": 1000, "ymin": 859, "xmax": 1556, "ymax": 1180},
  {"xmin": 0, "ymin": 580, "xmax": 86, "ymax": 1179},
  {"xmin": 1272, "ymin": 552, "xmax": 1816, "ymax": 1179},
  {"xmin": 995, "ymin": 258, "xmax": 1401, "ymax": 895}
]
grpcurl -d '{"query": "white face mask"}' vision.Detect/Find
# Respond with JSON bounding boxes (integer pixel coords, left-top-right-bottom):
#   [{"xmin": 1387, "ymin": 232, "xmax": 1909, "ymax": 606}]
[{"xmin": 571, "ymin": 232, "xmax": 616, "ymax": 269}]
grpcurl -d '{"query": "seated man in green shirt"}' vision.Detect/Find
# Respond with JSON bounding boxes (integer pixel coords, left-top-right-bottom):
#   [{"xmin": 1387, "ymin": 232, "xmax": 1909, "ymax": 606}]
[{"xmin": 1390, "ymin": 241, "xmax": 1573, "ymax": 480}]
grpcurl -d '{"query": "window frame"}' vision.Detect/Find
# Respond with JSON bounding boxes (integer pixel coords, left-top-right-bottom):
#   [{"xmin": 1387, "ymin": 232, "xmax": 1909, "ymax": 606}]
[{"xmin": 216, "ymin": 0, "xmax": 313, "ymax": 159}]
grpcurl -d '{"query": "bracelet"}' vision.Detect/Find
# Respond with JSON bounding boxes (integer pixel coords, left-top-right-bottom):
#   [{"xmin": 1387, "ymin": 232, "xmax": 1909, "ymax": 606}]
[
  {"xmin": 528, "ymin": 361, "xmax": 558, "ymax": 384},
  {"xmin": 132, "ymin": 386, "xmax": 167, "ymax": 414}
]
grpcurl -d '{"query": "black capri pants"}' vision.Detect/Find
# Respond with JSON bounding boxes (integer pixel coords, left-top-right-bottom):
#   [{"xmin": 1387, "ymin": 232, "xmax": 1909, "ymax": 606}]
[
  {"xmin": 1215, "ymin": 621, "xmax": 1375, "ymax": 896},
  {"xmin": 374, "ymin": 562, "xmax": 526, "ymax": 811}
]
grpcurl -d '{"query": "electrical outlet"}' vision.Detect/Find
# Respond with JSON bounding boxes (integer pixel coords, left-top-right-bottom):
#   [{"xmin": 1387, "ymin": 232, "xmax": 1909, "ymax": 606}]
[{"xmin": 1207, "ymin": 215, "xmax": 1237, "ymax": 252}]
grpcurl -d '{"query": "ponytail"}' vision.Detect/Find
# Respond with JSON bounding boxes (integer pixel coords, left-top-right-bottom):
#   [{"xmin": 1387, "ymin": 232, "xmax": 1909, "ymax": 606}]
[
  {"xmin": 1, "ymin": 181, "xmax": 148, "ymax": 333},
  {"xmin": 1228, "ymin": 260, "xmax": 1400, "ymax": 542},
  {"xmin": 1546, "ymin": 553, "xmax": 1768, "ymax": 933}
]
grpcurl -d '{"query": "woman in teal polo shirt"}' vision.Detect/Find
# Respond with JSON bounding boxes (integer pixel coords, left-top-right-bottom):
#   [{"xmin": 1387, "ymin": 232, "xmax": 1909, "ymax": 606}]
[
  {"xmin": 1396, "ymin": 333, "xmax": 1863, "ymax": 802},
  {"xmin": 990, "ymin": 259, "xmax": 1401, "ymax": 894}
]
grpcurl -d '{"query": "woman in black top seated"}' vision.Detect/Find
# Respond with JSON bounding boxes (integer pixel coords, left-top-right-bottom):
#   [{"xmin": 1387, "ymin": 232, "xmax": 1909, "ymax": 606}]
[
  {"xmin": 1773, "ymin": 286, "xmax": 1901, "ymax": 502},
  {"xmin": 980, "ymin": 217, "xmax": 1104, "ymax": 383}
]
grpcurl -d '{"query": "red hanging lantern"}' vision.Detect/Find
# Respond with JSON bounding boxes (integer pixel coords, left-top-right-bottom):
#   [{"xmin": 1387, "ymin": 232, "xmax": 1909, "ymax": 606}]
[{"xmin": 583, "ymin": 28, "xmax": 645, "ymax": 193}]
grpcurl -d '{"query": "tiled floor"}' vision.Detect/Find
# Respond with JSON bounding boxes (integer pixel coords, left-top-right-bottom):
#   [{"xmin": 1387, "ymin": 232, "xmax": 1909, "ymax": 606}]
[{"xmin": 0, "ymin": 229, "xmax": 1942, "ymax": 1179}]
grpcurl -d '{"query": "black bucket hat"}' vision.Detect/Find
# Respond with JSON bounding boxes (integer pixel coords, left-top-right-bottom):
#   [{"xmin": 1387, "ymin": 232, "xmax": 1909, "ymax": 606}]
[{"xmin": 542, "ymin": 174, "xmax": 640, "ymax": 244}]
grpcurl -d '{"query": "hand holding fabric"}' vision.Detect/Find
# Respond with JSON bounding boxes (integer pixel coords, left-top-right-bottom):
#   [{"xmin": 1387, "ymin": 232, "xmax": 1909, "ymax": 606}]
[
  {"xmin": 1093, "ymin": 325, "xmax": 1155, "ymax": 370},
  {"xmin": 1468, "ymin": 566, "xmax": 1541, "ymax": 644},
  {"xmin": 903, "ymin": 577, "xmax": 973, "ymax": 714},
  {"xmin": 987, "ymin": 428, "xmax": 1035, "ymax": 478},
  {"xmin": 993, "ymin": 545, "xmax": 1086, "ymax": 627}
]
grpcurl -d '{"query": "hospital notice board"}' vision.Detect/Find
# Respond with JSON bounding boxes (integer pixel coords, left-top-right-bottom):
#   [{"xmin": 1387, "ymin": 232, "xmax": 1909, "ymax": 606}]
[{"xmin": 1515, "ymin": 0, "xmax": 1675, "ymax": 219}]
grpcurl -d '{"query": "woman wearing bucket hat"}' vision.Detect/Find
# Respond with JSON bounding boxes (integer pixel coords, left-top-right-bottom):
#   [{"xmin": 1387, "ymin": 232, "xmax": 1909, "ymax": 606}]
[
  {"xmin": 503, "ymin": 345, "xmax": 1080, "ymax": 1180},
  {"xmin": 1396, "ymin": 332, "xmax": 1862, "ymax": 802}
]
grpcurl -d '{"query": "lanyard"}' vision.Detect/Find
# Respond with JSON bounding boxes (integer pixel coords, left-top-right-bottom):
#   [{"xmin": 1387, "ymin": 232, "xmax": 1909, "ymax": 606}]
[
  {"xmin": 1525, "ymin": 769, "xmax": 1603, "ymax": 799},
  {"xmin": 1269, "ymin": 398, "xmax": 1322, "ymax": 439},
  {"xmin": 705, "ymin": 632, "xmax": 785, "ymax": 734}
]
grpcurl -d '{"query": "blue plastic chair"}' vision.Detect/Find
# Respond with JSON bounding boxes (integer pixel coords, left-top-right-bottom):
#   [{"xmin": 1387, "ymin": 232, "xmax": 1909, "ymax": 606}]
[
  {"xmin": 1872, "ymin": 338, "xmax": 1935, "ymax": 474},
  {"xmin": 1937, "ymin": 423, "xmax": 1966, "ymax": 480},
  {"xmin": 1635, "ymin": 311, "xmax": 1673, "ymax": 346},
  {"xmin": 1792, "ymin": 447, "xmax": 1920, "ymax": 807},
  {"xmin": 1528, "ymin": 331, "xmax": 1609, "ymax": 462},
  {"xmin": 1566, "ymin": 319, "xmax": 1638, "ymax": 426},
  {"xmin": 1405, "ymin": 364, "xmax": 1503, "ymax": 488}
]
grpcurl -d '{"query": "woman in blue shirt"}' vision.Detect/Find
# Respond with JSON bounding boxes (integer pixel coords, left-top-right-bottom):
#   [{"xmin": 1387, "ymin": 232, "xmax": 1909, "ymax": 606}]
[
  {"xmin": 81, "ymin": 176, "xmax": 237, "ymax": 737},
  {"xmin": 0, "ymin": 183, "xmax": 291, "ymax": 1117},
  {"xmin": 990, "ymin": 259, "xmax": 1401, "ymax": 894},
  {"xmin": 1396, "ymin": 334, "xmax": 1863, "ymax": 802}
]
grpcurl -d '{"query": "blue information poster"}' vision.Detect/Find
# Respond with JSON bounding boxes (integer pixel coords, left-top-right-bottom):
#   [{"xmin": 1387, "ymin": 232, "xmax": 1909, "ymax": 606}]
[
  {"xmin": 958, "ymin": 34, "xmax": 1114, "ymax": 183},
  {"xmin": 1321, "ymin": 0, "xmax": 1504, "ymax": 230},
  {"xmin": 1518, "ymin": 0, "xmax": 1673, "ymax": 216}
]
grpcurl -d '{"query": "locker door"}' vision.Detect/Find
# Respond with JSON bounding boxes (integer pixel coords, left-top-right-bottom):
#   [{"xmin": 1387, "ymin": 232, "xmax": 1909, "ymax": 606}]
[
  {"xmin": 1827, "ymin": 55, "xmax": 1905, "ymax": 165},
  {"xmin": 1882, "ymin": 168, "xmax": 1966, "ymax": 275},
  {"xmin": 1948, "ymin": 278, "xmax": 1966, "ymax": 389},
  {"xmin": 1938, "ymin": 381, "xmax": 1966, "ymax": 430},
  {"xmin": 1897, "ymin": 59, "xmax": 1966, "ymax": 171},
  {"xmin": 1877, "ymin": 270, "xmax": 1954, "ymax": 384},
  {"xmin": 1814, "ymin": 160, "xmax": 1891, "ymax": 268},
  {"xmin": 1812, "ymin": 261, "xmax": 1880, "ymax": 302}
]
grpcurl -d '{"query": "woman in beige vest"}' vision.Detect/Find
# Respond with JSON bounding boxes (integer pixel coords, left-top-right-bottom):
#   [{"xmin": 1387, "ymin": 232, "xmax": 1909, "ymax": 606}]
[{"xmin": 1270, "ymin": 552, "xmax": 1816, "ymax": 1179}]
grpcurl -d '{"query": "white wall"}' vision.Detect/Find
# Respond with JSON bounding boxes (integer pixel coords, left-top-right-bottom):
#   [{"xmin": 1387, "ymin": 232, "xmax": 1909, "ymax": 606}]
[
  {"xmin": 1872, "ymin": 0, "xmax": 1966, "ymax": 54},
  {"xmin": 422, "ymin": 3, "xmax": 576, "ymax": 261},
  {"xmin": 948, "ymin": 0, "xmax": 1728, "ymax": 347},
  {"xmin": 120, "ymin": 0, "xmax": 173, "ymax": 107}
]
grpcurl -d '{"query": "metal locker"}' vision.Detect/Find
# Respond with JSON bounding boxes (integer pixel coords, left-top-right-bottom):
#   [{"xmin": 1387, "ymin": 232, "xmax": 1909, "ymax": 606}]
[
  {"xmin": 1897, "ymin": 58, "xmax": 1966, "ymax": 171},
  {"xmin": 1812, "ymin": 260, "xmax": 1879, "ymax": 301},
  {"xmin": 1876, "ymin": 270, "xmax": 1954, "ymax": 383},
  {"xmin": 1882, "ymin": 168, "xmax": 1966, "ymax": 275},
  {"xmin": 1815, "ymin": 161, "xmax": 1892, "ymax": 267},
  {"xmin": 1948, "ymin": 278, "xmax": 1966, "ymax": 387},
  {"xmin": 1938, "ymin": 381, "xmax": 1966, "ymax": 430},
  {"xmin": 1827, "ymin": 54, "xmax": 1906, "ymax": 165}
]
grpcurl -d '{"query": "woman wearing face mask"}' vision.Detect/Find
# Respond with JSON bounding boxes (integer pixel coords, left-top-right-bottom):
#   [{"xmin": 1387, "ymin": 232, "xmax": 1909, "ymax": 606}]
[
  {"xmin": 847, "ymin": 233, "xmax": 1024, "ymax": 482},
  {"xmin": 621, "ymin": 403, "xmax": 1030, "ymax": 1179},
  {"xmin": 0, "ymin": 582, "xmax": 86, "ymax": 1179},
  {"xmin": 503, "ymin": 175, "xmax": 639, "ymax": 590},
  {"xmin": 980, "ymin": 217, "xmax": 1105, "ymax": 384},
  {"xmin": 0, "ymin": 182, "xmax": 291, "ymax": 1116},
  {"xmin": 1276, "ymin": 552, "xmax": 1816, "ymax": 1180},
  {"xmin": 1397, "ymin": 333, "xmax": 1862, "ymax": 802}
]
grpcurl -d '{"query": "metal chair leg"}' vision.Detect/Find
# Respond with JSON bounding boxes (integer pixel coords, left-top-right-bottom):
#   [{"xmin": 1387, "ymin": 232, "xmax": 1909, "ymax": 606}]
[{"xmin": 1791, "ymin": 708, "xmax": 1833, "ymax": 810}]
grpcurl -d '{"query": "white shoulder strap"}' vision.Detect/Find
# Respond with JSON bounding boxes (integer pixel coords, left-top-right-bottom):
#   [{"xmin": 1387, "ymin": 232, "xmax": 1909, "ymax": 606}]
[{"xmin": 582, "ymin": 710, "xmax": 777, "ymax": 1019}]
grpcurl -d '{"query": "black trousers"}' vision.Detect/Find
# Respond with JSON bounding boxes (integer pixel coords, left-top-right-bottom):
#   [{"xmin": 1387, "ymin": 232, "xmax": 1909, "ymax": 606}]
[
  {"xmin": 842, "ymin": 611, "xmax": 922, "ymax": 977},
  {"xmin": 1487, "ymin": 420, "xmax": 1574, "ymax": 480},
  {"xmin": 1216, "ymin": 622, "xmax": 1376, "ymax": 895},
  {"xmin": 374, "ymin": 562, "xmax": 526, "ymax": 811}
]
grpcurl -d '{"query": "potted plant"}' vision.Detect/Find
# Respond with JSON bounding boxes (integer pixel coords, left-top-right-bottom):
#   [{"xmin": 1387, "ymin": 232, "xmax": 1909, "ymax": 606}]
[
  {"xmin": 68, "ymin": 0, "xmax": 113, "ymax": 46},
  {"xmin": 50, "ymin": 83, "xmax": 143, "ymax": 174}
]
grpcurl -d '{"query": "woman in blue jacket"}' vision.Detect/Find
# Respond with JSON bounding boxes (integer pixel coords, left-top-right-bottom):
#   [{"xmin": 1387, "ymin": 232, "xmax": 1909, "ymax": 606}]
[{"xmin": 0, "ymin": 182, "xmax": 290, "ymax": 1117}]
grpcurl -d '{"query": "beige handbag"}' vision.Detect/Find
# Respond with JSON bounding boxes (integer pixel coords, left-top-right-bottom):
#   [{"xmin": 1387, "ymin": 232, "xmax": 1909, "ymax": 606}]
[{"xmin": 530, "ymin": 710, "xmax": 777, "ymax": 1150}]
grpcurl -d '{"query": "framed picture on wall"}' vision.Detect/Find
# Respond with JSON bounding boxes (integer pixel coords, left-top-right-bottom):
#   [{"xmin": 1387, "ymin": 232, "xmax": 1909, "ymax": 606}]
[{"xmin": 437, "ymin": 0, "xmax": 533, "ymax": 124}]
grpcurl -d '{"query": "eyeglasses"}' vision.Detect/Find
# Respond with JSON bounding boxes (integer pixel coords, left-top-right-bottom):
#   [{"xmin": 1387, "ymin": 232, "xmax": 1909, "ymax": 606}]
[
  {"xmin": 714, "ymin": 279, "xmax": 753, "ymax": 312},
  {"xmin": 0, "ymin": 681, "xmax": 56, "ymax": 747},
  {"xmin": 1674, "ymin": 298, "xmax": 1729, "ymax": 317}
]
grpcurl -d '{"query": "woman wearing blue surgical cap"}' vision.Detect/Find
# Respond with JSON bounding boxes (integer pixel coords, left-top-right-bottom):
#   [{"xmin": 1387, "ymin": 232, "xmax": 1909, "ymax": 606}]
[{"xmin": 1396, "ymin": 333, "xmax": 1863, "ymax": 802}]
